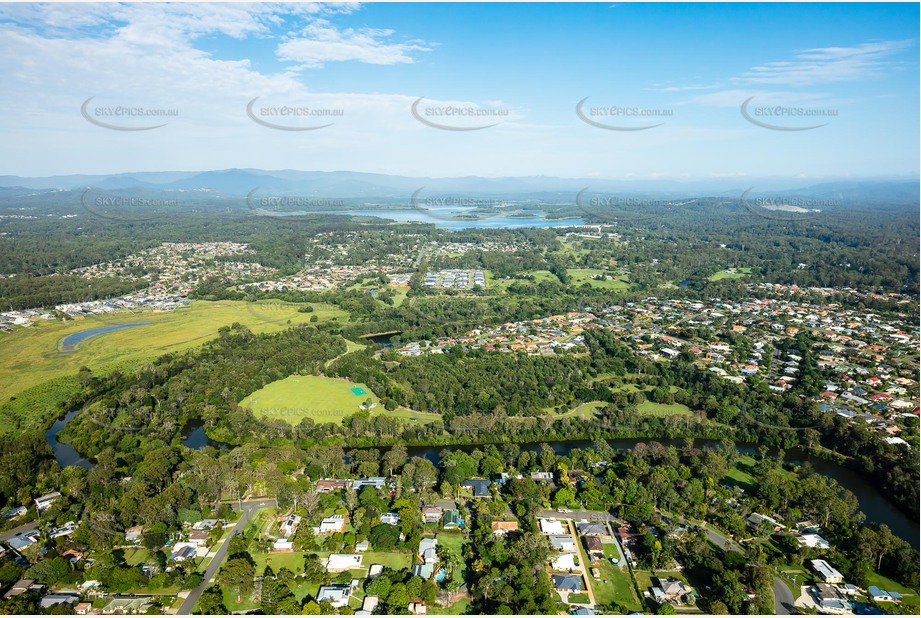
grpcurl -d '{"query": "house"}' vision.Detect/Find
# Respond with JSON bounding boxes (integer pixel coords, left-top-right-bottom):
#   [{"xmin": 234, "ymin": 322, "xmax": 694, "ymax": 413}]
[
  {"xmin": 746, "ymin": 512, "xmax": 785, "ymax": 532},
  {"xmin": 34, "ymin": 492, "xmax": 61, "ymax": 513},
  {"xmin": 491, "ymin": 521, "xmax": 519, "ymax": 535},
  {"xmin": 531, "ymin": 472, "xmax": 554, "ymax": 482},
  {"xmin": 3, "ymin": 579, "xmax": 37, "ymax": 599},
  {"xmin": 7, "ymin": 531, "xmax": 39, "ymax": 551},
  {"xmin": 552, "ymin": 574, "xmax": 584, "ymax": 592},
  {"xmin": 40, "ymin": 593, "xmax": 80, "ymax": 609},
  {"xmin": 796, "ymin": 533, "xmax": 831, "ymax": 550},
  {"xmin": 813, "ymin": 583, "xmax": 852, "ymax": 613},
  {"xmin": 422, "ymin": 506, "xmax": 443, "ymax": 524},
  {"xmin": 316, "ymin": 479, "xmax": 350, "ymax": 493},
  {"xmin": 352, "ymin": 477, "xmax": 386, "ymax": 490},
  {"xmin": 442, "ymin": 510, "xmax": 462, "ymax": 530},
  {"xmin": 810, "ymin": 559, "xmax": 843, "ymax": 583},
  {"xmin": 48, "ymin": 521, "xmax": 77, "ymax": 539},
  {"xmin": 461, "ymin": 479, "xmax": 490, "ymax": 498},
  {"xmin": 549, "ymin": 535, "xmax": 576, "ymax": 553},
  {"xmin": 317, "ymin": 514, "xmax": 346, "ymax": 534},
  {"xmin": 272, "ymin": 538, "xmax": 293, "ymax": 552},
  {"xmin": 326, "ymin": 553, "xmax": 362, "ymax": 572},
  {"xmin": 125, "ymin": 525, "xmax": 144, "ymax": 543},
  {"xmin": 539, "ymin": 519, "xmax": 566, "ymax": 535},
  {"xmin": 188, "ymin": 529, "xmax": 210, "ymax": 546},
  {"xmin": 317, "ymin": 584, "xmax": 351, "ymax": 608},
  {"xmin": 380, "ymin": 512, "xmax": 401, "ymax": 526},
  {"xmin": 419, "ymin": 538, "xmax": 438, "ymax": 563},
  {"xmin": 362, "ymin": 595, "xmax": 380, "ymax": 612},
  {"xmin": 1, "ymin": 507, "xmax": 27, "ymax": 520},
  {"xmin": 412, "ymin": 563, "xmax": 435, "ymax": 579},
  {"xmin": 584, "ymin": 535, "xmax": 604, "ymax": 558},
  {"xmin": 368, "ymin": 565, "xmax": 384, "ymax": 579},
  {"xmin": 551, "ymin": 553, "xmax": 577, "ymax": 571},
  {"xmin": 355, "ymin": 540, "xmax": 369, "ymax": 552},
  {"xmin": 170, "ymin": 543, "xmax": 197, "ymax": 562},
  {"xmin": 279, "ymin": 514, "xmax": 302, "ymax": 537},
  {"xmin": 868, "ymin": 586, "xmax": 903, "ymax": 603},
  {"xmin": 192, "ymin": 518, "xmax": 219, "ymax": 530},
  {"xmin": 408, "ymin": 600, "xmax": 427, "ymax": 614},
  {"xmin": 74, "ymin": 602, "xmax": 92, "ymax": 615},
  {"xmin": 576, "ymin": 521, "xmax": 608, "ymax": 537},
  {"xmin": 573, "ymin": 608, "xmax": 595, "ymax": 615},
  {"xmin": 101, "ymin": 596, "xmax": 153, "ymax": 614},
  {"xmin": 651, "ymin": 577, "xmax": 693, "ymax": 604}
]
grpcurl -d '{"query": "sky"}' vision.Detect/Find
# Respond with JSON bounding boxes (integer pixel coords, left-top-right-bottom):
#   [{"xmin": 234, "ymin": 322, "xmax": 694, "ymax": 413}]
[{"xmin": 0, "ymin": 2, "xmax": 918, "ymax": 182}]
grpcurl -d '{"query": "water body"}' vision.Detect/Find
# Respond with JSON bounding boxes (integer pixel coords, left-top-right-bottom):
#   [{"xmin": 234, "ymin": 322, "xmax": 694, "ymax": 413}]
[
  {"xmin": 180, "ymin": 421, "xmax": 229, "ymax": 450},
  {"xmin": 400, "ymin": 438, "xmax": 919, "ymax": 549},
  {"xmin": 333, "ymin": 209, "xmax": 585, "ymax": 230},
  {"xmin": 60, "ymin": 322, "xmax": 150, "ymax": 351},
  {"xmin": 48, "ymin": 409, "xmax": 916, "ymax": 547},
  {"xmin": 45, "ymin": 409, "xmax": 94, "ymax": 470}
]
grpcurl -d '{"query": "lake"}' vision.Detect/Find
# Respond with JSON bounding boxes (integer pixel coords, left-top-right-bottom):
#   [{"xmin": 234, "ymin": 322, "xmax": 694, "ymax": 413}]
[
  {"xmin": 334, "ymin": 209, "xmax": 586, "ymax": 230},
  {"xmin": 61, "ymin": 321, "xmax": 150, "ymax": 351}
]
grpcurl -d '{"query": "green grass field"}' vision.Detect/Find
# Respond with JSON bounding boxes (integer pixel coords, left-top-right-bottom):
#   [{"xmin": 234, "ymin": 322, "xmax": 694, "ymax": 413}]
[
  {"xmin": 0, "ymin": 300, "xmax": 348, "ymax": 434},
  {"xmin": 568, "ymin": 268, "xmax": 631, "ymax": 289},
  {"xmin": 557, "ymin": 401, "xmax": 606, "ymax": 419},
  {"xmin": 708, "ymin": 267, "xmax": 753, "ymax": 281},
  {"xmin": 239, "ymin": 375, "xmax": 381, "ymax": 425},
  {"xmin": 636, "ymin": 401, "xmax": 693, "ymax": 416}
]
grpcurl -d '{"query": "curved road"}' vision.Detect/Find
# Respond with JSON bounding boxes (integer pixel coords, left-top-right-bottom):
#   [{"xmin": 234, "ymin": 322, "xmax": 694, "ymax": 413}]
[
  {"xmin": 701, "ymin": 524, "xmax": 794, "ymax": 615},
  {"xmin": 177, "ymin": 499, "xmax": 276, "ymax": 615}
]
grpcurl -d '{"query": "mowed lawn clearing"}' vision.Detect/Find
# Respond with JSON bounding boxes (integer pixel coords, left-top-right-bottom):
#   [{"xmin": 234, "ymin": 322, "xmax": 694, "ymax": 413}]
[{"xmin": 239, "ymin": 375, "xmax": 381, "ymax": 425}]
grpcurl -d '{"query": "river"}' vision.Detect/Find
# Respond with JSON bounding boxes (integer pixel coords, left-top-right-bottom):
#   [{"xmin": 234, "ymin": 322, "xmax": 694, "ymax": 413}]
[
  {"xmin": 46, "ymin": 412, "xmax": 917, "ymax": 548},
  {"xmin": 398, "ymin": 438, "xmax": 920, "ymax": 549}
]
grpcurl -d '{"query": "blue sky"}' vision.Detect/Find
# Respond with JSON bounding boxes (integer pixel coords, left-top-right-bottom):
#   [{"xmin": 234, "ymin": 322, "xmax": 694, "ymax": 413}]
[{"xmin": 0, "ymin": 2, "xmax": 917, "ymax": 183}]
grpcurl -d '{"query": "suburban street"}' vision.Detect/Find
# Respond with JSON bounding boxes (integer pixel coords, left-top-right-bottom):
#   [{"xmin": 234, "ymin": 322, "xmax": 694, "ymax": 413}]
[
  {"xmin": 0, "ymin": 520, "xmax": 38, "ymax": 543},
  {"xmin": 176, "ymin": 498, "xmax": 277, "ymax": 615},
  {"xmin": 536, "ymin": 509, "xmax": 615, "ymax": 522},
  {"xmin": 701, "ymin": 523, "xmax": 794, "ymax": 615}
]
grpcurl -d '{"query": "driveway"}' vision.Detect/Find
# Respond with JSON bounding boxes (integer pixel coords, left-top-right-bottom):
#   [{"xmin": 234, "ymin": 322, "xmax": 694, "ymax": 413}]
[
  {"xmin": 0, "ymin": 520, "xmax": 38, "ymax": 543},
  {"xmin": 177, "ymin": 499, "xmax": 276, "ymax": 615}
]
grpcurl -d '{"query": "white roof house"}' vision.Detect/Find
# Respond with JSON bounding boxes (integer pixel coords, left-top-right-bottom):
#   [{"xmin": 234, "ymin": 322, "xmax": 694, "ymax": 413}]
[
  {"xmin": 326, "ymin": 554, "xmax": 362, "ymax": 572},
  {"xmin": 810, "ymin": 559, "xmax": 843, "ymax": 583},
  {"xmin": 316, "ymin": 585, "xmax": 351, "ymax": 608},
  {"xmin": 419, "ymin": 538, "xmax": 438, "ymax": 563},
  {"xmin": 539, "ymin": 519, "xmax": 566, "ymax": 535},
  {"xmin": 551, "ymin": 553, "xmax": 577, "ymax": 571}
]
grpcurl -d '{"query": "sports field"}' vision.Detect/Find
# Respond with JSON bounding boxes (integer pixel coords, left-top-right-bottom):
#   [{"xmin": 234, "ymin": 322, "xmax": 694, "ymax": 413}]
[
  {"xmin": 239, "ymin": 375, "xmax": 382, "ymax": 425},
  {"xmin": 0, "ymin": 300, "xmax": 347, "ymax": 434}
]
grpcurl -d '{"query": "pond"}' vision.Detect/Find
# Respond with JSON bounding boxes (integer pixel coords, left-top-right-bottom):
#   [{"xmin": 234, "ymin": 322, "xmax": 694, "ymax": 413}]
[
  {"xmin": 180, "ymin": 420, "xmax": 230, "ymax": 451},
  {"xmin": 60, "ymin": 321, "xmax": 150, "ymax": 351},
  {"xmin": 46, "ymin": 409, "xmax": 94, "ymax": 470}
]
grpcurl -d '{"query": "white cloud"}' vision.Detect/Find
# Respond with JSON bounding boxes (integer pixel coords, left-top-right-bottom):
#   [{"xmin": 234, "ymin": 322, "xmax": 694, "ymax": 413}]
[
  {"xmin": 277, "ymin": 19, "xmax": 431, "ymax": 68},
  {"xmin": 732, "ymin": 39, "xmax": 915, "ymax": 86}
]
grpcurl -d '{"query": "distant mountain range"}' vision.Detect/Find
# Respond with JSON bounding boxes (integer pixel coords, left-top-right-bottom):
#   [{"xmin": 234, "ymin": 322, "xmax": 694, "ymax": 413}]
[{"xmin": 0, "ymin": 169, "xmax": 917, "ymax": 202}]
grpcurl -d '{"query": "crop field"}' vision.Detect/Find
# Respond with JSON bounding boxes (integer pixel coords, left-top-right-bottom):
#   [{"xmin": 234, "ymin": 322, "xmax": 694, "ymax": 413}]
[{"xmin": 0, "ymin": 300, "xmax": 348, "ymax": 433}]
